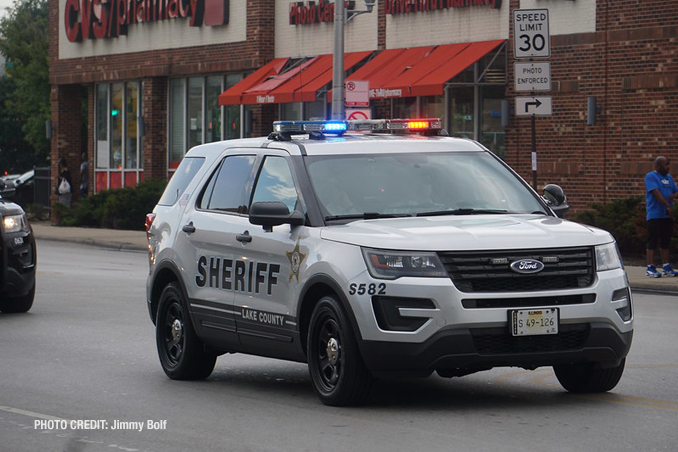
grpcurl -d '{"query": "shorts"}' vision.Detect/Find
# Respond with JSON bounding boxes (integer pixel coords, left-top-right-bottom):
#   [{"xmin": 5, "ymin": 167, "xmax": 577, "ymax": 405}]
[{"xmin": 647, "ymin": 218, "xmax": 674, "ymax": 249}]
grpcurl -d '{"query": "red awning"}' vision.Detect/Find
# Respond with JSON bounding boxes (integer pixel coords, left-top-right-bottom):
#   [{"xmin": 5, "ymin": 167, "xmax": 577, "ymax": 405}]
[
  {"xmin": 393, "ymin": 40, "xmax": 505, "ymax": 98},
  {"xmin": 346, "ymin": 40, "xmax": 505, "ymax": 99},
  {"xmin": 218, "ymin": 58, "xmax": 289, "ymax": 106},
  {"xmin": 278, "ymin": 51, "xmax": 373, "ymax": 103},
  {"xmin": 219, "ymin": 52, "xmax": 373, "ymax": 105}
]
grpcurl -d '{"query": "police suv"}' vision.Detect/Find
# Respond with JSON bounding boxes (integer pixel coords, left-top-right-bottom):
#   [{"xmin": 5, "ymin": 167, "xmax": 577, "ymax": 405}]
[
  {"xmin": 0, "ymin": 182, "xmax": 36, "ymax": 313},
  {"xmin": 145, "ymin": 119, "xmax": 633, "ymax": 406}
]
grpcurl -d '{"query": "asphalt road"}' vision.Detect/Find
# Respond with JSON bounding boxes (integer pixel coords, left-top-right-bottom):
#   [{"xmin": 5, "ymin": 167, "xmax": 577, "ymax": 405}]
[{"xmin": 0, "ymin": 240, "xmax": 676, "ymax": 452}]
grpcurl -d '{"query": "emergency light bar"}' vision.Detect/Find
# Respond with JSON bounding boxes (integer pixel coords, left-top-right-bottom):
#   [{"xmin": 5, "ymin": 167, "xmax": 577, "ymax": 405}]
[{"xmin": 272, "ymin": 118, "xmax": 443, "ymax": 136}]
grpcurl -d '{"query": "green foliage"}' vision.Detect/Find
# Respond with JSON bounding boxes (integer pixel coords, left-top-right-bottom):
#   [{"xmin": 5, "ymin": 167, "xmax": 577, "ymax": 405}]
[
  {"xmin": 56, "ymin": 179, "xmax": 167, "ymax": 231},
  {"xmin": 0, "ymin": 0, "xmax": 50, "ymax": 162},
  {"xmin": 571, "ymin": 196, "xmax": 648, "ymax": 257}
]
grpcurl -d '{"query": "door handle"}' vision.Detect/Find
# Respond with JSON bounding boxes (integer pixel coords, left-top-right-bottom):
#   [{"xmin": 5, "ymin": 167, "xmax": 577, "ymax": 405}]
[
  {"xmin": 236, "ymin": 231, "xmax": 252, "ymax": 243},
  {"xmin": 182, "ymin": 222, "xmax": 196, "ymax": 234}
]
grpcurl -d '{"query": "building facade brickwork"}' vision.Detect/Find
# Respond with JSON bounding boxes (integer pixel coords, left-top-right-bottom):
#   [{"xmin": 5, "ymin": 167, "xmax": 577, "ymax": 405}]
[{"xmin": 48, "ymin": 0, "xmax": 678, "ymax": 216}]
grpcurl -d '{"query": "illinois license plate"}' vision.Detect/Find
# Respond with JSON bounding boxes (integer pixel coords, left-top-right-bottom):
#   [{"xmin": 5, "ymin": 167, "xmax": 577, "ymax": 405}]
[{"xmin": 510, "ymin": 308, "xmax": 559, "ymax": 336}]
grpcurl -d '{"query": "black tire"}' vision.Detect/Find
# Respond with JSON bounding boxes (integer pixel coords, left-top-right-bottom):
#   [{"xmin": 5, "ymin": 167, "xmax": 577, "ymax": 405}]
[
  {"xmin": 0, "ymin": 284, "xmax": 35, "ymax": 313},
  {"xmin": 307, "ymin": 295, "xmax": 372, "ymax": 406},
  {"xmin": 156, "ymin": 282, "xmax": 216, "ymax": 380},
  {"xmin": 554, "ymin": 358, "xmax": 626, "ymax": 393}
]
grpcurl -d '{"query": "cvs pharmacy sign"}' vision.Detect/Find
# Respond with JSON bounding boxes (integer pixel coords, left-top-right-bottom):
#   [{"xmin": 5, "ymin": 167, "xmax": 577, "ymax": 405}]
[{"xmin": 64, "ymin": 0, "xmax": 229, "ymax": 42}]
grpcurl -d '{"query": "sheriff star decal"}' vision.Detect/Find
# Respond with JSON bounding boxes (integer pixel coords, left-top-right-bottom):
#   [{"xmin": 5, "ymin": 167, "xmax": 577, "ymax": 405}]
[{"xmin": 286, "ymin": 240, "xmax": 307, "ymax": 283}]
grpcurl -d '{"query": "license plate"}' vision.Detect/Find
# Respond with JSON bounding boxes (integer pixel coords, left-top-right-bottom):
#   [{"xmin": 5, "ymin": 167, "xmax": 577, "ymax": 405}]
[{"xmin": 510, "ymin": 308, "xmax": 559, "ymax": 336}]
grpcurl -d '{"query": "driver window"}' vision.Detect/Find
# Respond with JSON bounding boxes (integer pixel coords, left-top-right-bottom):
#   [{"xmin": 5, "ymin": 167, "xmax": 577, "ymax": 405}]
[{"xmin": 251, "ymin": 156, "xmax": 299, "ymax": 212}]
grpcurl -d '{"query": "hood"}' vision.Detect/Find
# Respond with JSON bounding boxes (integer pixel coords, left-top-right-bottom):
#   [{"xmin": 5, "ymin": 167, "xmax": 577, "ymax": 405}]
[
  {"xmin": 0, "ymin": 197, "xmax": 24, "ymax": 216},
  {"xmin": 320, "ymin": 215, "xmax": 613, "ymax": 251}
]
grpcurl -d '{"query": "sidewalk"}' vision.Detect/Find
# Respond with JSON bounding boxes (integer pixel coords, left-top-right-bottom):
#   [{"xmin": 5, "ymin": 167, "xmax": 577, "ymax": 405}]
[{"xmin": 30, "ymin": 222, "xmax": 678, "ymax": 295}]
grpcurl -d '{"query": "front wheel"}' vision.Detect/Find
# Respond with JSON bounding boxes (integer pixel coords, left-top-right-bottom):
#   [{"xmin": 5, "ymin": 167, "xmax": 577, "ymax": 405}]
[
  {"xmin": 156, "ymin": 282, "xmax": 216, "ymax": 380},
  {"xmin": 554, "ymin": 358, "xmax": 626, "ymax": 393},
  {"xmin": 307, "ymin": 295, "xmax": 372, "ymax": 406},
  {"xmin": 0, "ymin": 284, "xmax": 35, "ymax": 313}
]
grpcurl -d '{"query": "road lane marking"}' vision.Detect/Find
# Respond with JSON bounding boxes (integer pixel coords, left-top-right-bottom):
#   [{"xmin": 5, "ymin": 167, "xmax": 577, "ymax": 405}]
[{"xmin": 0, "ymin": 406, "xmax": 68, "ymax": 421}]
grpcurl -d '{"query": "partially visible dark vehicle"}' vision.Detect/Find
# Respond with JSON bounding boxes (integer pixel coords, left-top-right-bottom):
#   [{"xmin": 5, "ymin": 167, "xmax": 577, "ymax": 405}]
[
  {"xmin": 0, "ymin": 169, "xmax": 35, "ymax": 206},
  {"xmin": 0, "ymin": 178, "xmax": 37, "ymax": 313}
]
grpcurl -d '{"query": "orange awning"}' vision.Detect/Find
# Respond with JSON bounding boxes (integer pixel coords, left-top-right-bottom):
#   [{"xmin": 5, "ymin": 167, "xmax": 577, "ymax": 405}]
[
  {"xmin": 392, "ymin": 40, "xmax": 505, "ymax": 97},
  {"xmin": 344, "ymin": 40, "xmax": 505, "ymax": 99},
  {"xmin": 219, "ymin": 52, "xmax": 373, "ymax": 105},
  {"xmin": 218, "ymin": 58, "xmax": 289, "ymax": 106}
]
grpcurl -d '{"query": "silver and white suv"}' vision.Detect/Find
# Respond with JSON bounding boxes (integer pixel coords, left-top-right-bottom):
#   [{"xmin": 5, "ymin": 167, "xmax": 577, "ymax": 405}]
[{"xmin": 145, "ymin": 119, "xmax": 633, "ymax": 406}]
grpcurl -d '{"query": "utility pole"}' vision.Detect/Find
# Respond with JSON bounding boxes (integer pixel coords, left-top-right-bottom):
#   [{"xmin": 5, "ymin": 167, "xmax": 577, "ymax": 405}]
[{"xmin": 331, "ymin": 1, "xmax": 376, "ymax": 121}]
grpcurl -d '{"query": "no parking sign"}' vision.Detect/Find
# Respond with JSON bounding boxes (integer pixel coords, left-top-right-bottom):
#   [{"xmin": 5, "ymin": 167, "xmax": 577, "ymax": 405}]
[
  {"xmin": 346, "ymin": 108, "xmax": 372, "ymax": 120},
  {"xmin": 345, "ymin": 80, "xmax": 369, "ymax": 107}
]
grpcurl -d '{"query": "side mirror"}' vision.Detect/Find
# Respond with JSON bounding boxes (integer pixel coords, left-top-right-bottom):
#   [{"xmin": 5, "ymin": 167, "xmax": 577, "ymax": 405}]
[
  {"xmin": 249, "ymin": 201, "xmax": 305, "ymax": 232},
  {"xmin": 543, "ymin": 184, "xmax": 569, "ymax": 218}
]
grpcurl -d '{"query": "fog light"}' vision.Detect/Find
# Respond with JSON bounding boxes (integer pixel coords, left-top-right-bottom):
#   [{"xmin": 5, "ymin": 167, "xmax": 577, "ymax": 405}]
[{"xmin": 612, "ymin": 288, "xmax": 632, "ymax": 322}]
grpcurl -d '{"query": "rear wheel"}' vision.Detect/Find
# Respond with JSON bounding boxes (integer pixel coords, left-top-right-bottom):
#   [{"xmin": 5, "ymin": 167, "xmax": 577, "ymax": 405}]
[
  {"xmin": 0, "ymin": 284, "xmax": 35, "ymax": 313},
  {"xmin": 554, "ymin": 358, "xmax": 626, "ymax": 393},
  {"xmin": 156, "ymin": 282, "xmax": 216, "ymax": 380},
  {"xmin": 307, "ymin": 295, "xmax": 372, "ymax": 406}
]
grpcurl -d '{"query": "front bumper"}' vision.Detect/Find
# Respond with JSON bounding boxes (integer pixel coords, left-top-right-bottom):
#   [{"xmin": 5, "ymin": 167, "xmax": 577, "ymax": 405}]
[
  {"xmin": 360, "ymin": 322, "xmax": 633, "ymax": 378},
  {"xmin": 1, "ymin": 231, "xmax": 36, "ymax": 297}
]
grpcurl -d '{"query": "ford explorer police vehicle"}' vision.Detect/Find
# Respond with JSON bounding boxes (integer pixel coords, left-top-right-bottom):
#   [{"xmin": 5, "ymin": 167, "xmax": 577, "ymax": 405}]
[
  {"xmin": 145, "ymin": 119, "xmax": 633, "ymax": 406},
  {"xmin": 0, "ymin": 180, "xmax": 36, "ymax": 313}
]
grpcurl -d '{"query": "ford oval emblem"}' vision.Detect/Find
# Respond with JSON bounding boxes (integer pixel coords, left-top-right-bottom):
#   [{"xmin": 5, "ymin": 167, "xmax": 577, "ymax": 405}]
[{"xmin": 510, "ymin": 259, "xmax": 545, "ymax": 274}]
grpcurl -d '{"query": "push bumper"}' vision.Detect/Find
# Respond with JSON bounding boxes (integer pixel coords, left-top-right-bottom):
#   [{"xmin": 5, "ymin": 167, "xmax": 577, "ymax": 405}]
[{"xmin": 359, "ymin": 322, "xmax": 633, "ymax": 378}]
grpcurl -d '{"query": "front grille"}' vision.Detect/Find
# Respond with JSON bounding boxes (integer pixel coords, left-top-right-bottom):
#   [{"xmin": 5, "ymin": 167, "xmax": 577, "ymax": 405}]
[
  {"xmin": 471, "ymin": 324, "xmax": 590, "ymax": 355},
  {"xmin": 438, "ymin": 247, "xmax": 594, "ymax": 293},
  {"xmin": 462, "ymin": 294, "xmax": 596, "ymax": 309}
]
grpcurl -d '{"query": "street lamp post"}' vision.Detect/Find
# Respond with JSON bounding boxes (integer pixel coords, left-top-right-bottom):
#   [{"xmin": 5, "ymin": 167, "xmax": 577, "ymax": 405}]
[{"xmin": 331, "ymin": 1, "xmax": 376, "ymax": 120}]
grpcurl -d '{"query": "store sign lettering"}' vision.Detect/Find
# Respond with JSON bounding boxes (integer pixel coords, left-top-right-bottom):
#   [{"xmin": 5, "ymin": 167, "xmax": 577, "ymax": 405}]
[
  {"xmin": 64, "ymin": 0, "xmax": 229, "ymax": 42},
  {"xmin": 385, "ymin": 0, "xmax": 502, "ymax": 14},
  {"xmin": 289, "ymin": 0, "xmax": 354, "ymax": 25}
]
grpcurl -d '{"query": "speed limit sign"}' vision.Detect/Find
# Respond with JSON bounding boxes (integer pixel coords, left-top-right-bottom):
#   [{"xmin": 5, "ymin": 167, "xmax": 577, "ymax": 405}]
[{"xmin": 513, "ymin": 9, "xmax": 550, "ymax": 59}]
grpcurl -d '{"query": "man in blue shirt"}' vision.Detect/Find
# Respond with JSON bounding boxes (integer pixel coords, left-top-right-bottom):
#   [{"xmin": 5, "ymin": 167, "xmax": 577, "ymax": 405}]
[{"xmin": 645, "ymin": 156, "xmax": 678, "ymax": 277}]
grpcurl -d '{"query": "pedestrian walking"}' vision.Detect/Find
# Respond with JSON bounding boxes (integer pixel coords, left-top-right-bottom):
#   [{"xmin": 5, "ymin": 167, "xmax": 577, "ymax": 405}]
[{"xmin": 645, "ymin": 156, "xmax": 678, "ymax": 277}]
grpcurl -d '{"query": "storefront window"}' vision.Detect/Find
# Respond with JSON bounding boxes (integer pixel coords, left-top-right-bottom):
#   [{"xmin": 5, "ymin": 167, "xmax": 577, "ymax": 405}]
[
  {"xmin": 169, "ymin": 73, "xmax": 247, "ymax": 170},
  {"xmin": 448, "ymin": 87, "xmax": 474, "ymax": 139},
  {"xmin": 420, "ymin": 96, "xmax": 444, "ymax": 119},
  {"xmin": 304, "ymin": 99, "xmax": 326, "ymax": 120},
  {"xmin": 392, "ymin": 97, "xmax": 417, "ymax": 119},
  {"xmin": 281, "ymin": 102, "xmax": 302, "ymax": 120},
  {"xmin": 169, "ymin": 79, "xmax": 186, "ymax": 169},
  {"xmin": 480, "ymin": 86, "xmax": 505, "ymax": 157},
  {"xmin": 110, "ymin": 82, "xmax": 123, "ymax": 170},
  {"xmin": 94, "ymin": 81, "xmax": 143, "ymax": 191},
  {"xmin": 206, "ymin": 76, "xmax": 222, "ymax": 143},
  {"xmin": 125, "ymin": 82, "xmax": 139, "ymax": 169},
  {"xmin": 188, "ymin": 77, "xmax": 204, "ymax": 150}
]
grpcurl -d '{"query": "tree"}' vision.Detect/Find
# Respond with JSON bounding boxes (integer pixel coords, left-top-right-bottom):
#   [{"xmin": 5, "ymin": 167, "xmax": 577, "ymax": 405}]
[{"xmin": 0, "ymin": 0, "xmax": 49, "ymax": 167}]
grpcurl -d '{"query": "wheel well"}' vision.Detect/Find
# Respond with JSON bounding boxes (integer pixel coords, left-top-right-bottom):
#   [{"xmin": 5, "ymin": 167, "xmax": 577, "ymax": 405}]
[
  {"xmin": 298, "ymin": 282, "xmax": 336, "ymax": 354},
  {"xmin": 150, "ymin": 268, "xmax": 180, "ymax": 324}
]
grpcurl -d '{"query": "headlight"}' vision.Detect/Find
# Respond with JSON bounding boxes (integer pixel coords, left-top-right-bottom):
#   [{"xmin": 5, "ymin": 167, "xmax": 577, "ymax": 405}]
[
  {"xmin": 362, "ymin": 248, "xmax": 447, "ymax": 280},
  {"xmin": 2, "ymin": 214, "xmax": 26, "ymax": 233},
  {"xmin": 596, "ymin": 242, "xmax": 623, "ymax": 271}
]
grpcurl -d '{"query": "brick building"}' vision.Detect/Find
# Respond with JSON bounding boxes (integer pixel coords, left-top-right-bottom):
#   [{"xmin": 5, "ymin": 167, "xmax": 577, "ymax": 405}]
[{"xmin": 48, "ymin": 0, "xmax": 678, "ymax": 212}]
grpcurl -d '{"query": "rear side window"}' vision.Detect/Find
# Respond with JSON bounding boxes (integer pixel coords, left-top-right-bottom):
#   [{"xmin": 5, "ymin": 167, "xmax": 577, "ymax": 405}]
[
  {"xmin": 158, "ymin": 157, "xmax": 205, "ymax": 206},
  {"xmin": 199, "ymin": 155, "xmax": 256, "ymax": 213}
]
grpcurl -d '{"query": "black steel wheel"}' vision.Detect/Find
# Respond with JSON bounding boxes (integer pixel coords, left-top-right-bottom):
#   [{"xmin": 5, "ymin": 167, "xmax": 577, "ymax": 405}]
[
  {"xmin": 307, "ymin": 295, "xmax": 372, "ymax": 406},
  {"xmin": 554, "ymin": 358, "xmax": 626, "ymax": 393},
  {"xmin": 156, "ymin": 282, "xmax": 216, "ymax": 380}
]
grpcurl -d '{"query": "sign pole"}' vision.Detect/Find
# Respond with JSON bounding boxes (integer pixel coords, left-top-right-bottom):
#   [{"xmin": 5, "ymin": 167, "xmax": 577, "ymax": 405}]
[{"xmin": 531, "ymin": 115, "xmax": 537, "ymax": 189}]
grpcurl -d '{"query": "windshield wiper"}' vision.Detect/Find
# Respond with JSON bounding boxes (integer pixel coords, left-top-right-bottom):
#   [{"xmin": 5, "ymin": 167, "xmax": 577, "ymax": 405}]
[
  {"xmin": 324, "ymin": 212, "xmax": 413, "ymax": 222},
  {"xmin": 416, "ymin": 208, "xmax": 508, "ymax": 217}
]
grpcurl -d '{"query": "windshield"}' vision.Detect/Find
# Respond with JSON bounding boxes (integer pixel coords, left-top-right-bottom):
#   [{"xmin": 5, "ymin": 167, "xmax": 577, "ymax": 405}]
[{"xmin": 305, "ymin": 152, "xmax": 546, "ymax": 219}]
